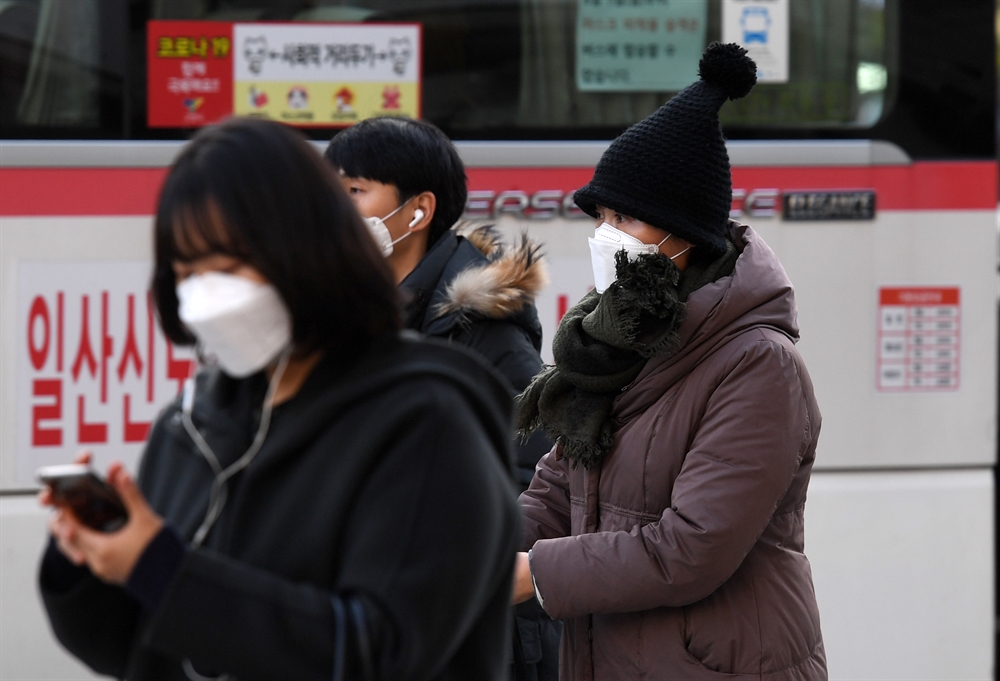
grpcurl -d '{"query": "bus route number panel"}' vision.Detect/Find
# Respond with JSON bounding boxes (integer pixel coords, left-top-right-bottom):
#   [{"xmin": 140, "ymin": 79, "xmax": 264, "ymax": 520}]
[{"xmin": 876, "ymin": 286, "xmax": 961, "ymax": 392}]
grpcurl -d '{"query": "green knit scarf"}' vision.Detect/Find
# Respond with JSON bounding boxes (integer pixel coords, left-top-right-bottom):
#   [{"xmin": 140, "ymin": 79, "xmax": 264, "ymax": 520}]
[{"xmin": 517, "ymin": 243, "xmax": 737, "ymax": 468}]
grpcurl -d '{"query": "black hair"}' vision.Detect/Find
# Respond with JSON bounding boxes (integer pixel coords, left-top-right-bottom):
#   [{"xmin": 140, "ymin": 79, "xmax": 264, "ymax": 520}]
[
  {"xmin": 323, "ymin": 116, "xmax": 467, "ymax": 247},
  {"xmin": 152, "ymin": 117, "xmax": 400, "ymax": 360}
]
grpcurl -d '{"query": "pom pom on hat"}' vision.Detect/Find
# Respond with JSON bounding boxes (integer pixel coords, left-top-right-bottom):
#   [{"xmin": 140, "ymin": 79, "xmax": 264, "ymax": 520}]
[
  {"xmin": 574, "ymin": 43, "xmax": 758, "ymax": 257},
  {"xmin": 698, "ymin": 42, "xmax": 757, "ymax": 101}
]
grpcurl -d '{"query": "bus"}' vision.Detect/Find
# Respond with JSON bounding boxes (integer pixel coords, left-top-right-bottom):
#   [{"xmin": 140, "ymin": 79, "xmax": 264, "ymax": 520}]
[{"xmin": 1, "ymin": 1, "xmax": 996, "ymax": 678}]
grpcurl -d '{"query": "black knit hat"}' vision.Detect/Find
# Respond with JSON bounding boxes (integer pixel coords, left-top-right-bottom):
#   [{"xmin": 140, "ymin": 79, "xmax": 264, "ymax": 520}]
[{"xmin": 575, "ymin": 42, "xmax": 757, "ymax": 257}]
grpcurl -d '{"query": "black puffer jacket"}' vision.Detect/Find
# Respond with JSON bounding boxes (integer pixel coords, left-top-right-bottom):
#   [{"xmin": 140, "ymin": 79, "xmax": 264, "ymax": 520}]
[
  {"xmin": 39, "ymin": 333, "xmax": 521, "ymax": 681},
  {"xmin": 401, "ymin": 223, "xmax": 550, "ymax": 486},
  {"xmin": 401, "ymin": 224, "xmax": 559, "ymax": 681},
  {"xmin": 401, "ymin": 223, "xmax": 548, "ymax": 382}
]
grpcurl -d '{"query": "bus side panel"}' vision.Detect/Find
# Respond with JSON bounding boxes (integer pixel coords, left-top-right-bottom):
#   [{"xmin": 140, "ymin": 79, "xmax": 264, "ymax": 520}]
[
  {"xmin": 755, "ymin": 206, "xmax": 997, "ymax": 470},
  {"xmin": 0, "ymin": 213, "xmax": 197, "ymax": 491},
  {"xmin": 0, "ymin": 496, "xmax": 102, "ymax": 680},
  {"xmin": 1, "ymin": 161, "xmax": 996, "ymax": 679},
  {"xmin": 807, "ymin": 469, "xmax": 994, "ymax": 679}
]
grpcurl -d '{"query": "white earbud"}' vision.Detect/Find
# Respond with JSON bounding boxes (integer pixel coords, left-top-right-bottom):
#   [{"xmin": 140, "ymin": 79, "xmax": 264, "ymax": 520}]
[{"xmin": 408, "ymin": 209, "xmax": 425, "ymax": 228}]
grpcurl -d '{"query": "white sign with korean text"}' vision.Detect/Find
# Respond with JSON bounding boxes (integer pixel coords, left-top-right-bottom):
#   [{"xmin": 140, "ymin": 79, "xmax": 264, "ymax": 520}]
[
  {"xmin": 722, "ymin": 0, "xmax": 789, "ymax": 83},
  {"xmin": 16, "ymin": 262, "xmax": 196, "ymax": 485},
  {"xmin": 576, "ymin": 0, "xmax": 708, "ymax": 92},
  {"xmin": 233, "ymin": 23, "xmax": 420, "ymax": 82},
  {"xmin": 876, "ymin": 286, "xmax": 961, "ymax": 392}
]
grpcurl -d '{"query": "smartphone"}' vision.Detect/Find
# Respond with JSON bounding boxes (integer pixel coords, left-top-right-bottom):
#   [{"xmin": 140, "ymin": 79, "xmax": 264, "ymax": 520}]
[{"xmin": 36, "ymin": 464, "xmax": 129, "ymax": 532}]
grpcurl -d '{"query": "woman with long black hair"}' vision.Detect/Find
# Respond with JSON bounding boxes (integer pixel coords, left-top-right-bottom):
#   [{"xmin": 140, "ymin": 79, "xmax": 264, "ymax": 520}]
[{"xmin": 39, "ymin": 117, "xmax": 520, "ymax": 681}]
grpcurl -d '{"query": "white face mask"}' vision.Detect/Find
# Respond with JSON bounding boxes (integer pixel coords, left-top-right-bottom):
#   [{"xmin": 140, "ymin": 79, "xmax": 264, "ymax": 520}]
[
  {"xmin": 364, "ymin": 199, "xmax": 413, "ymax": 257},
  {"xmin": 588, "ymin": 222, "xmax": 691, "ymax": 293},
  {"xmin": 176, "ymin": 272, "xmax": 292, "ymax": 378}
]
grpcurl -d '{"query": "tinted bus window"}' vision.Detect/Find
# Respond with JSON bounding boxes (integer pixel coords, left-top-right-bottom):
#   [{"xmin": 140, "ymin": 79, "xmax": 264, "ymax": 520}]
[
  {"xmin": 0, "ymin": 0, "xmax": 994, "ymax": 160},
  {"xmin": 0, "ymin": 0, "xmax": 126, "ymax": 137}
]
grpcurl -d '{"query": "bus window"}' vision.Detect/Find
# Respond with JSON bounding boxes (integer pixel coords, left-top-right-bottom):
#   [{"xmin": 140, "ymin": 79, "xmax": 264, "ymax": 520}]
[
  {"xmin": 17, "ymin": 0, "xmax": 101, "ymax": 128},
  {"xmin": 720, "ymin": 0, "xmax": 893, "ymax": 128},
  {"xmin": 0, "ymin": 0, "xmax": 128, "ymax": 136},
  {"xmin": 0, "ymin": 0, "xmax": 994, "ymax": 162},
  {"xmin": 0, "ymin": 0, "xmax": 40, "ymax": 127},
  {"xmin": 517, "ymin": 0, "xmax": 892, "ymax": 130}
]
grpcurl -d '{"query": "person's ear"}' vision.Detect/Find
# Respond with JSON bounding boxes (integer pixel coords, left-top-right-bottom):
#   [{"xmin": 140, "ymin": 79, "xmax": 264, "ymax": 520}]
[{"xmin": 408, "ymin": 192, "xmax": 436, "ymax": 232}]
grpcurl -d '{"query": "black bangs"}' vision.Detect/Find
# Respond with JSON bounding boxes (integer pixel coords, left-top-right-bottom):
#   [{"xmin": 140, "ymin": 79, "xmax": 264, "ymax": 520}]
[
  {"xmin": 155, "ymin": 156, "xmax": 249, "ymax": 264},
  {"xmin": 324, "ymin": 116, "xmax": 408, "ymax": 187},
  {"xmin": 166, "ymin": 201, "xmax": 251, "ymax": 263}
]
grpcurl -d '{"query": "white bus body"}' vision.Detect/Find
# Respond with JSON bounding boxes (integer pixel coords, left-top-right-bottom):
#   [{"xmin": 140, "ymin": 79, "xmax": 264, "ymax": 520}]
[{"xmin": 1, "ymin": 138, "xmax": 995, "ymax": 679}]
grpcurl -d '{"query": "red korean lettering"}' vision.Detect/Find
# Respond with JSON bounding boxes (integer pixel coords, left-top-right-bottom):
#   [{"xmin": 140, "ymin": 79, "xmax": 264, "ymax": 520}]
[
  {"xmin": 117, "ymin": 293, "xmax": 153, "ymax": 442},
  {"xmin": 28, "ymin": 296, "xmax": 50, "ymax": 371},
  {"xmin": 117, "ymin": 294, "xmax": 144, "ymax": 383},
  {"xmin": 100, "ymin": 291, "xmax": 113, "ymax": 403},
  {"xmin": 71, "ymin": 295, "xmax": 98, "ymax": 381},
  {"xmin": 77, "ymin": 395, "xmax": 108, "ymax": 444},
  {"xmin": 123, "ymin": 395, "xmax": 151, "ymax": 443},
  {"xmin": 32, "ymin": 379, "xmax": 62, "ymax": 446}
]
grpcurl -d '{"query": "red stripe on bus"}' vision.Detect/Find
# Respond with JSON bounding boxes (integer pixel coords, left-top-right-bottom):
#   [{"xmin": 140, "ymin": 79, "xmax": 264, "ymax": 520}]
[
  {"xmin": 728, "ymin": 162, "xmax": 998, "ymax": 210},
  {"xmin": 465, "ymin": 161, "xmax": 998, "ymax": 211},
  {"xmin": 0, "ymin": 161, "xmax": 995, "ymax": 216},
  {"xmin": 0, "ymin": 168, "xmax": 168, "ymax": 217}
]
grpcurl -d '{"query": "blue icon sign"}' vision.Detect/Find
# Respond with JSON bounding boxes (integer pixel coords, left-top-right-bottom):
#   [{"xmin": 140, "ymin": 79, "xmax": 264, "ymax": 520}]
[{"xmin": 740, "ymin": 6, "xmax": 771, "ymax": 44}]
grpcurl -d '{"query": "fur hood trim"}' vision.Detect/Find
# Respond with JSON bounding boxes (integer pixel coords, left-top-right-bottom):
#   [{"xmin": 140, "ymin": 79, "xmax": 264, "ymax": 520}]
[{"xmin": 436, "ymin": 221, "xmax": 549, "ymax": 319}]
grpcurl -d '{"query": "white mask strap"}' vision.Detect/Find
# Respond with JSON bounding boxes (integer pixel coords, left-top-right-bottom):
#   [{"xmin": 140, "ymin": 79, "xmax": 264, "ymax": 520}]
[
  {"xmin": 669, "ymin": 244, "xmax": 692, "ymax": 261},
  {"xmin": 389, "ymin": 231, "xmax": 412, "ymax": 248},
  {"xmin": 379, "ymin": 196, "xmax": 412, "ymax": 223},
  {"xmin": 654, "ymin": 233, "xmax": 692, "ymax": 261}
]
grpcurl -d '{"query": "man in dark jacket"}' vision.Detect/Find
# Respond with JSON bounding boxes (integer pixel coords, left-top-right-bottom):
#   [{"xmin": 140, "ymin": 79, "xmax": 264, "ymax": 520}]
[{"xmin": 325, "ymin": 117, "xmax": 560, "ymax": 681}]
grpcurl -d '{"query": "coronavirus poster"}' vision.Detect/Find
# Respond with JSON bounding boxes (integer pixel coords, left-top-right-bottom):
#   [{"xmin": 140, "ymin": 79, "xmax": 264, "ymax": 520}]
[{"xmin": 147, "ymin": 21, "xmax": 421, "ymax": 128}]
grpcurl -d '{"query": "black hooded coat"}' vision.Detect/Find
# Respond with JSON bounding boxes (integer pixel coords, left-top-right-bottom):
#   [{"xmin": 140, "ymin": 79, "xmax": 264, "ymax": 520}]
[{"xmin": 39, "ymin": 333, "xmax": 521, "ymax": 681}]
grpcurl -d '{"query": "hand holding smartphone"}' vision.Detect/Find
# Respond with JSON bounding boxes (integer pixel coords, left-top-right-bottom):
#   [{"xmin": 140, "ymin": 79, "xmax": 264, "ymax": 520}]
[{"xmin": 37, "ymin": 464, "xmax": 129, "ymax": 533}]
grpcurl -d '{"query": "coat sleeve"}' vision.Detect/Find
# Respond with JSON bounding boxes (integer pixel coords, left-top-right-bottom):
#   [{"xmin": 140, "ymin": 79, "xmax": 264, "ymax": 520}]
[
  {"xmin": 453, "ymin": 317, "xmax": 552, "ymax": 489},
  {"xmin": 518, "ymin": 444, "xmax": 573, "ymax": 551},
  {"xmin": 36, "ymin": 402, "xmax": 186, "ymax": 678},
  {"xmin": 38, "ymin": 540, "xmax": 141, "ymax": 678},
  {"xmin": 141, "ymin": 385, "xmax": 519, "ymax": 681},
  {"xmin": 455, "ymin": 318, "xmax": 541, "ymax": 394},
  {"xmin": 529, "ymin": 337, "xmax": 813, "ymax": 619}
]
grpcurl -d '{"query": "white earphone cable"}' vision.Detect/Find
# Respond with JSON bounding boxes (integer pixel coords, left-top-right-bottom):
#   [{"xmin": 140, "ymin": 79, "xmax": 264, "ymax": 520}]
[{"xmin": 182, "ymin": 349, "xmax": 291, "ymax": 548}]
